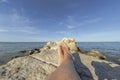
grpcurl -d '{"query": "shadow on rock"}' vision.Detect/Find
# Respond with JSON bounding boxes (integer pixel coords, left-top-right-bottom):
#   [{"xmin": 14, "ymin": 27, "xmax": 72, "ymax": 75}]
[
  {"xmin": 92, "ymin": 61, "xmax": 120, "ymax": 80},
  {"xmin": 72, "ymin": 53, "xmax": 94, "ymax": 80}
]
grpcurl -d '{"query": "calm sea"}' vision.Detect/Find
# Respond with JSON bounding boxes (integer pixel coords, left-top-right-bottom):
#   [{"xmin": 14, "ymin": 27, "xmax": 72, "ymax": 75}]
[
  {"xmin": 0, "ymin": 42, "xmax": 46, "ymax": 65},
  {"xmin": 0, "ymin": 42, "xmax": 120, "ymax": 65}
]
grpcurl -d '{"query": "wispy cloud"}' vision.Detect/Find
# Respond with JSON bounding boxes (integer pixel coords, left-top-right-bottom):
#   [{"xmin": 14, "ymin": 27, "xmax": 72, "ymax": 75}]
[
  {"xmin": 59, "ymin": 16, "xmax": 102, "ymax": 30},
  {"xmin": 0, "ymin": 9, "xmax": 42, "ymax": 34},
  {"xmin": 85, "ymin": 18, "xmax": 102, "ymax": 23},
  {"xmin": 56, "ymin": 31, "xmax": 67, "ymax": 34},
  {"xmin": 56, "ymin": 16, "xmax": 102, "ymax": 37},
  {"xmin": 56, "ymin": 30, "xmax": 75, "ymax": 36},
  {"xmin": 67, "ymin": 25, "xmax": 76, "ymax": 29},
  {"xmin": 0, "ymin": 0, "xmax": 8, "ymax": 3},
  {"xmin": 66, "ymin": 16, "xmax": 77, "ymax": 29},
  {"xmin": 0, "ymin": 29, "xmax": 8, "ymax": 32},
  {"xmin": 78, "ymin": 30, "xmax": 120, "ymax": 42},
  {"xmin": 0, "ymin": 27, "xmax": 40, "ymax": 34}
]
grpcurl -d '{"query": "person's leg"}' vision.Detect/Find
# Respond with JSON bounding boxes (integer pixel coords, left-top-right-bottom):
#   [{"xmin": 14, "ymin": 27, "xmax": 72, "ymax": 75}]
[{"xmin": 47, "ymin": 42, "xmax": 81, "ymax": 80}]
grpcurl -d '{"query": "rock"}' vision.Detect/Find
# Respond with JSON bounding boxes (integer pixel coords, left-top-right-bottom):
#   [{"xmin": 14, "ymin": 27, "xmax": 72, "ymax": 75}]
[
  {"xmin": 62, "ymin": 38, "xmax": 78, "ymax": 53},
  {"xmin": 19, "ymin": 50, "xmax": 27, "ymax": 53},
  {"xmin": 80, "ymin": 49, "xmax": 107, "ymax": 60},
  {"xmin": 46, "ymin": 42, "xmax": 58, "ymax": 50},
  {"xmin": 0, "ymin": 38, "xmax": 119, "ymax": 80},
  {"xmin": 46, "ymin": 42, "xmax": 57, "ymax": 47},
  {"xmin": 34, "ymin": 48, "xmax": 40, "ymax": 53},
  {"xmin": 118, "ymin": 58, "xmax": 120, "ymax": 62},
  {"xmin": 43, "ymin": 45, "xmax": 51, "ymax": 50},
  {"xmin": 0, "ymin": 56, "xmax": 56, "ymax": 80},
  {"xmin": 11, "ymin": 56, "xmax": 20, "ymax": 60},
  {"xmin": 25, "ymin": 48, "xmax": 41, "ymax": 56},
  {"xmin": 77, "ymin": 47, "xmax": 82, "ymax": 52},
  {"xmin": 99, "ymin": 56, "xmax": 107, "ymax": 60},
  {"xmin": 89, "ymin": 50, "xmax": 102, "ymax": 56},
  {"xmin": 25, "ymin": 50, "xmax": 35, "ymax": 56}
]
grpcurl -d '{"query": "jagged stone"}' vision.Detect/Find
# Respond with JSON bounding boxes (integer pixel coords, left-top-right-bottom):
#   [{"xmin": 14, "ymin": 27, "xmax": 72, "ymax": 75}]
[
  {"xmin": 88, "ymin": 49, "xmax": 107, "ymax": 60},
  {"xmin": 62, "ymin": 38, "xmax": 78, "ymax": 53},
  {"xmin": 0, "ymin": 38, "xmax": 119, "ymax": 80}
]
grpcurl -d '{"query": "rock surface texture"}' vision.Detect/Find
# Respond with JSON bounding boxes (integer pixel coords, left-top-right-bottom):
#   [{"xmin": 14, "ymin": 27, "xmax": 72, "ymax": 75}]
[{"xmin": 0, "ymin": 38, "xmax": 120, "ymax": 80}]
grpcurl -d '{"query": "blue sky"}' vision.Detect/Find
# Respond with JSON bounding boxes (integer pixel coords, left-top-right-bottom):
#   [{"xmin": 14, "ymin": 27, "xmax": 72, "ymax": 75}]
[{"xmin": 0, "ymin": 0, "xmax": 120, "ymax": 42}]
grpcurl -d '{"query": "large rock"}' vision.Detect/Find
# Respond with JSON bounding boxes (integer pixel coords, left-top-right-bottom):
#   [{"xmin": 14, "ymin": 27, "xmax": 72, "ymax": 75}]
[
  {"xmin": 88, "ymin": 50, "xmax": 107, "ymax": 60},
  {"xmin": 62, "ymin": 38, "xmax": 78, "ymax": 53},
  {"xmin": 80, "ymin": 49, "xmax": 107, "ymax": 60},
  {"xmin": 0, "ymin": 38, "xmax": 120, "ymax": 80}
]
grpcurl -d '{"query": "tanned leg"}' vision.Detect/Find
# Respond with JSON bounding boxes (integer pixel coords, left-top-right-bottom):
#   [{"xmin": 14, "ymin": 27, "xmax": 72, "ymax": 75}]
[{"xmin": 47, "ymin": 42, "xmax": 81, "ymax": 80}]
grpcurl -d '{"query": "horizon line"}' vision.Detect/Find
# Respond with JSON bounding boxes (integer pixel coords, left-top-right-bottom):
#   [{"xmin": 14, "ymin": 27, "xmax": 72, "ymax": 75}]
[{"xmin": 0, "ymin": 41, "xmax": 120, "ymax": 42}]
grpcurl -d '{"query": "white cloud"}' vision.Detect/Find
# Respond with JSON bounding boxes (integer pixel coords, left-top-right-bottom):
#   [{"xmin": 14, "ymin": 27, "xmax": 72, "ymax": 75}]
[
  {"xmin": 56, "ymin": 30, "xmax": 74, "ymax": 36},
  {"xmin": 60, "ymin": 16, "xmax": 102, "ymax": 29},
  {"xmin": 67, "ymin": 25, "xmax": 76, "ymax": 29},
  {"xmin": 85, "ymin": 18, "xmax": 102, "ymax": 23},
  {"xmin": 10, "ymin": 9, "xmax": 31, "ymax": 25},
  {"xmin": 0, "ymin": 9, "xmax": 42, "ymax": 34},
  {"xmin": 0, "ymin": 26, "xmax": 41, "ymax": 34},
  {"xmin": 0, "ymin": 0, "xmax": 8, "ymax": 3},
  {"xmin": 65, "ymin": 16, "xmax": 77, "ymax": 29},
  {"xmin": 16, "ymin": 30, "xmax": 37, "ymax": 34},
  {"xmin": 0, "ymin": 29, "xmax": 8, "ymax": 32},
  {"xmin": 56, "ymin": 31, "xmax": 66, "ymax": 34},
  {"xmin": 58, "ymin": 22, "xmax": 63, "ymax": 25}
]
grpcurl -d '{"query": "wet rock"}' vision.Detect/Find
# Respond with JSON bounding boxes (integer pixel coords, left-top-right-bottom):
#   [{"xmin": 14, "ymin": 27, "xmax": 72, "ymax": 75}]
[
  {"xmin": 118, "ymin": 58, "xmax": 120, "ymax": 62},
  {"xmin": 99, "ymin": 56, "xmax": 107, "ymax": 60},
  {"xmin": 88, "ymin": 50, "xmax": 107, "ymax": 60},
  {"xmin": 80, "ymin": 49, "xmax": 107, "ymax": 60},
  {"xmin": 19, "ymin": 50, "xmax": 27, "ymax": 53},
  {"xmin": 81, "ymin": 51, "xmax": 89, "ymax": 55},
  {"xmin": 24, "ymin": 48, "xmax": 40, "ymax": 56},
  {"xmin": 25, "ymin": 50, "xmax": 34, "ymax": 56},
  {"xmin": 11, "ymin": 56, "xmax": 20, "ymax": 60},
  {"xmin": 34, "ymin": 48, "xmax": 40, "ymax": 53},
  {"xmin": 89, "ymin": 50, "xmax": 102, "ymax": 56},
  {"xmin": 77, "ymin": 47, "xmax": 82, "ymax": 52}
]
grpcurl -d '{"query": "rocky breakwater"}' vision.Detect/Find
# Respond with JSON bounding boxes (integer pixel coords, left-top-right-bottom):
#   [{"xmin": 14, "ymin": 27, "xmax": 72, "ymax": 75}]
[{"xmin": 0, "ymin": 38, "xmax": 120, "ymax": 80}]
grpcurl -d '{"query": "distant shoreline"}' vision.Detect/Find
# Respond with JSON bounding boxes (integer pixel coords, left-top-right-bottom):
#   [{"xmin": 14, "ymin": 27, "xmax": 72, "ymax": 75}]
[
  {"xmin": 0, "ymin": 41, "xmax": 120, "ymax": 43},
  {"xmin": 0, "ymin": 42, "xmax": 120, "ymax": 66}
]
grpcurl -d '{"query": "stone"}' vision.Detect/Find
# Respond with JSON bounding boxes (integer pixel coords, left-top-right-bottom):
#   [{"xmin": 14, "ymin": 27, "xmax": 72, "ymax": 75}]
[
  {"xmin": 77, "ymin": 47, "xmax": 82, "ymax": 52},
  {"xmin": 88, "ymin": 49, "xmax": 107, "ymax": 60},
  {"xmin": 34, "ymin": 48, "xmax": 40, "ymax": 53},
  {"xmin": 89, "ymin": 49, "xmax": 102, "ymax": 56},
  {"xmin": 0, "ymin": 38, "xmax": 119, "ymax": 80},
  {"xmin": 62, "ymin": 38, "xmax": 78, "ymax": 53},
  {"xmin": 25, "ymin": 50, "xmax": 35, "ymax": 56},
  {"xmin": 99, "ymin": 56, "xmax": 107, "ymax": 60},
  {"xmin": 11, "ymin": 56, "xmax": 20, "ymax": 60},
  {"xmin": 19, "ymin": 50, "xmax": 27, "ymax": 53},
  {"xmin": 118, "ymin": 58, "xmax": 120, "ymax": 62}
]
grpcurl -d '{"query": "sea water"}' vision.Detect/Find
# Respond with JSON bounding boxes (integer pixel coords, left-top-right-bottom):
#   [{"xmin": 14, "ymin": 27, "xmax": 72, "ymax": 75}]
[
  {"xmin": 0, "ymin": 42, "xmax": 120, "ymax": 65},
  {"xmin": 0, "ymin": 42, "xmax": 46, "ymax": 65},
  {"xmin": 77, "ymin": 42, "xmax": 120, "ymax": 58}
]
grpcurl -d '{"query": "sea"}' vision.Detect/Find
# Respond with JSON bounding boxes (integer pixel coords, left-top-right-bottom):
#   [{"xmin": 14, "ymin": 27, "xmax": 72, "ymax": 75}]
[{"xmin": 0, "ymin": 42, "xmax": 120, "ymax": 65}]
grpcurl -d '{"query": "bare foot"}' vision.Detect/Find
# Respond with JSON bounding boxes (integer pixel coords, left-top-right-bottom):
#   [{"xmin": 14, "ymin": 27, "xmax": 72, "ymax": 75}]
[{"xmin": 58, "ymin": 42, "xmax": 71, "ymax": 65}]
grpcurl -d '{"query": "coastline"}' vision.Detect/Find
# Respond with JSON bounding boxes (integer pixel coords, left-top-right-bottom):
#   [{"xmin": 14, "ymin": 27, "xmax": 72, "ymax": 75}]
[
  {"xmin": 0, "ymin": 42, "xmax": 120, "ymax": 66},
  {"xmin": 0, "ymin": 38, "xmax": 120, "ymax": 80}
]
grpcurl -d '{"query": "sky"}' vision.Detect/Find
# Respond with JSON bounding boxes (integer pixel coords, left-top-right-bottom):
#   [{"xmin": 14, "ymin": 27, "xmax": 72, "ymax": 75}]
[{"xmin": 0, "ymin": 0, "xmax": 120, "ymax": 42}]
